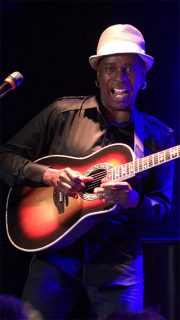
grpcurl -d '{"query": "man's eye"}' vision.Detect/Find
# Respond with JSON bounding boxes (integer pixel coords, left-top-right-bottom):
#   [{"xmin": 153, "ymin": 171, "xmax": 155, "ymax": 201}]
[
  {"xmin": 105, "ymin": 66, "xmax": 116, "ymax": 74},
  {"xmin": 126, "ymin": 66, "xmax": 135, "ymax": 73}
]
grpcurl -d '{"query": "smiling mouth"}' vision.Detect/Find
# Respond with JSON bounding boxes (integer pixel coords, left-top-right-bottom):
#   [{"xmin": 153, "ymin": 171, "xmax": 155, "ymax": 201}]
[{"xmin": 111, "ymin": 88, "xmax": 129, "ymax": 99}]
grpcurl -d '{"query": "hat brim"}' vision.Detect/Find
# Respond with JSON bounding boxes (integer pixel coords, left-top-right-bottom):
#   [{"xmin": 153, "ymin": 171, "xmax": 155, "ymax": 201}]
[{"xmin": 89, "ymin": 52, "xmax": 154, "ymax": 71}]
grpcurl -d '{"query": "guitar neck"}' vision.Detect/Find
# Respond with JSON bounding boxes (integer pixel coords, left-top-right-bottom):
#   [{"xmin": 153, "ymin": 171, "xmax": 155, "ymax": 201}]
[{"xmin": 107, "ymin": 145, "xmax": 180, "ymax": 181}]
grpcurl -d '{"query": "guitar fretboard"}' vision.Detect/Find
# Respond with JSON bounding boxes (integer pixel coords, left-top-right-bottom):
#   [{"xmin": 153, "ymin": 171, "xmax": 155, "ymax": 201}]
[{"xmin": 106, "ymin": 145, "xmax": 180, "ymax": 181}]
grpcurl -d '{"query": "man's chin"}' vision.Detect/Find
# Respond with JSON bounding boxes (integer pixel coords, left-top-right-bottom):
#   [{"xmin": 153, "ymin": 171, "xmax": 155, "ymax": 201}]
[{"xmin": 112, "ymin": 102, "xmax": 131, "ymax": 111}]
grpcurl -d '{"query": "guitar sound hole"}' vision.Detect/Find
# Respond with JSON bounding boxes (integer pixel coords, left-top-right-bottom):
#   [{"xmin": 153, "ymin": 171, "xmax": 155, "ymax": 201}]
[{"xmin": 84, "ymin": 169, "xmax": 107, "ymax": 194}]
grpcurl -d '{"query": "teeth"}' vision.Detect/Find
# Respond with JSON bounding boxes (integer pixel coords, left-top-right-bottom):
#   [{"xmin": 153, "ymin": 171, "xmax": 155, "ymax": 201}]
[
  {"xmin": 113, "ymin": 88, "xmax": 127, "ymax": 94},
  {"xmin": 112, "ymin": 88, "xmax": 128, "ymax": 99}
]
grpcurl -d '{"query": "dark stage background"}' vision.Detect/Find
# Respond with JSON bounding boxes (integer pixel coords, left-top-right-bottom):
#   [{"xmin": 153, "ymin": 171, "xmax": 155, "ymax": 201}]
[{"xmin": 0, "ymin": 1, "xmax": 180, "ymax": 319}]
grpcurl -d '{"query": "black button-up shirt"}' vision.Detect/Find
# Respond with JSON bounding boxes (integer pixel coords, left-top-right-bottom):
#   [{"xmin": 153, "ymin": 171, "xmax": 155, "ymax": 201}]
[{"xmin": 0, "ymin": 95, "xmax": 175, "ymax": 286}]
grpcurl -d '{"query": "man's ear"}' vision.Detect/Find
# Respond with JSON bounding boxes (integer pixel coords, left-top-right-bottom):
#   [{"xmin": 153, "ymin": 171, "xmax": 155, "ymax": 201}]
[
  {"xmin": 140, "ymin": 81, "xmax": 147, "ymax": 90},
  {"xmin": 95, "ymin": 72, "xmax": 100, "ymax": 88},
  {"xmin": 96, "ymin": 70, "xmax": 100, "ymax": 82},
  {"xmin": 140, "ymin": 71, "xmax": 147, "ymax": 90}
]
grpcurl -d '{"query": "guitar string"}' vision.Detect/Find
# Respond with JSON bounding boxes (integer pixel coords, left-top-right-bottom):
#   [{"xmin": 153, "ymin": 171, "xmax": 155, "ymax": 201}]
[
  {"xmin": 84, "ymin": 148, "xmax": 180, "ymax": 192},
  {"xmin": 87, "ymin": 148, "xmax": 179, "ymax": 183},
  {"xmin": 86, "ymin": 159, "xmax": 135, "ymax": 184},
  {"xmin": 84, "ymin": 156, "xmax": 141, "ymax": 183},
  {"xmin": 85, "ymin": 177, "xmax": 126, "ymax": 191},
  {"xmin": 83, "ymin": 163, "xmax": 132, "ymax": 191},
  {"xmin": 83, "ymin": 154, "xmax": 161, "ymax": 191},
  {"xmin": 60, "ymin": 148, "xmax": 178, "ymax": 193},
  {"xmin": 84, "ymin": 163, "xmax": 126, "ymax": 181},
  {"xmin": 86, "ymin": 151, "xmax": 168, "ymax": 183},
  {"xmin": 84, "ymin": 171, "xmax": 124, "ymax": 191}
]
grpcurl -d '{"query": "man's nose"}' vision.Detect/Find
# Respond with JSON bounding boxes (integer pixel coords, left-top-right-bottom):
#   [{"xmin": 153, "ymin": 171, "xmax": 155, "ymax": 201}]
[{"xmin": 114, "ymin": 69, "xmax": 128, "ymax": 80}]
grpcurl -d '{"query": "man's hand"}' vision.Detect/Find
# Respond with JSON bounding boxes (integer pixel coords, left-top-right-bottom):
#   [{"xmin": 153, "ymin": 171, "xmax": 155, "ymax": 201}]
[
  {"xmin": 94, "ymin": 180, "xmax": 140, "ymax": 209},
  {"xmin": 43, "ymin": 167, "xmax": 93, "ymax": 198}
]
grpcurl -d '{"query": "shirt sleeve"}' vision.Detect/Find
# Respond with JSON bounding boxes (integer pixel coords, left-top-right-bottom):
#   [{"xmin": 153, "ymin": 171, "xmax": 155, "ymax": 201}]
[
  {"xmin": 121, "ymin": 125, "xmax": 175, "ymax": 225},
  {"xmin": 0, "ymin": 102, "xmax": 58, "ymax": 187}
]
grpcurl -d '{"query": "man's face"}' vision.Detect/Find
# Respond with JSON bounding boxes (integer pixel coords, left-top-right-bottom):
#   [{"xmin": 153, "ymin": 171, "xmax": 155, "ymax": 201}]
[{"xmin": 97, "ymin": 54, "xmax": 146, "ymax": 114}]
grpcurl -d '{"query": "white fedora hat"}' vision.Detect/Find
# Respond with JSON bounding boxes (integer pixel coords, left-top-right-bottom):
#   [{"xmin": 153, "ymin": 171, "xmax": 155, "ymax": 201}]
[{"xmin": 89, "ymin": 24, "xmax": 154, "ymax": 71}]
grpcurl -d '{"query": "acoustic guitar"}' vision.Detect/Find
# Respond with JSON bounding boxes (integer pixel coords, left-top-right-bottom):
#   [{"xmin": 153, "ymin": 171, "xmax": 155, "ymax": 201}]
[{"xmin": 5, "ymin": 143, "xmax": 180, "ymax": 252}]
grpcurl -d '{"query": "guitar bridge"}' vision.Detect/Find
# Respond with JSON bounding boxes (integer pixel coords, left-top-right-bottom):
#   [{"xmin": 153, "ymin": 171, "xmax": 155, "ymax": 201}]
[{"xmin": 53, "ymin": 188, "xmax": 68, "ymax": 214}]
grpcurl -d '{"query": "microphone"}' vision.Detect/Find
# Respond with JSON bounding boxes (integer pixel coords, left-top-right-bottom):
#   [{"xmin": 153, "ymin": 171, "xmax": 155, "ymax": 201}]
[{"xmin": 0, "ymin": 71, "xmax": 24, "ymax": 98}]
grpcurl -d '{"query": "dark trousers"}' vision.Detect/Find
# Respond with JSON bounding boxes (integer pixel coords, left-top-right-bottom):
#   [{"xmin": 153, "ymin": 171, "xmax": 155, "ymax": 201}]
[{"xmin": 22, "ymin": 256, "xmax": 144, "ymax": 320}]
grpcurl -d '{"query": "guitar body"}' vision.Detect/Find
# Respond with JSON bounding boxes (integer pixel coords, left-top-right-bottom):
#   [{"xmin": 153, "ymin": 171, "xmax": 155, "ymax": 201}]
[{"xmin": 6, "ymin": 143, "xmax": 135, "ymax": 252}]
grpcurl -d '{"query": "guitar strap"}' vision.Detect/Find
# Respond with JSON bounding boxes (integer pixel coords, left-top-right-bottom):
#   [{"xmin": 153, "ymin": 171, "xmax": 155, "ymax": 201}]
[{"xmin": 134, "ymin": 107, "xmax": 144, "ymax": 159}]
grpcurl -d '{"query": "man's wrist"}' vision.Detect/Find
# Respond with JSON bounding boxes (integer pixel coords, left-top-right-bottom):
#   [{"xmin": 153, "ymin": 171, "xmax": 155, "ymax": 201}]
[{"xmin": 43, "ymin": 168, "xmax": 57, "ymax": 186}]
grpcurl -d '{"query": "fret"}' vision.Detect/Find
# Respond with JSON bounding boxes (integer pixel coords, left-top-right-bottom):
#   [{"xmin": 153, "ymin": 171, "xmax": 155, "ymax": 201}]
[
  {"xmin": 138, "ymin": 158, "xmax": 143, "ymax": 172},
  {"xmin": 129, "ymin": 161, "xmax": 135, "ymax": 175},
  {"xmin": 142, "ymin": 157, "xmax": 148, "ymax": 170},
  {"xmin": 126, "ymin": 162, "xmax": 130, "ymax": 177},
  {"xmin": 171, "ymin": 146, "xmax": 179, "ymax": 158},
  {"xmin": 165, "ymin": 149, "xmax": 171, "ymax": 161},
  {"xmin": 154, "ymin": 153, "xmax": 159, "ymax": 166},
  {"xmin": 126, "ymin": 163, "xmax": 129, "ymax": 178},
  {"xmin": 121, "ymin": 164, "xmax": 128, "ymax": 178},
  {"xmin": 135, "ymin": 160, "xmax": 139, "ymax": 173},
  {"xmin": 115, "ymin": 166, "xmax": 119, "ymax": 180},
  {"xmin": 158, "ymin": 150, "xmax": 165, "ymax": 163},
  {"xmin": 126, "ymin": 163, "xmax": 130, "ymax": 176},
  {"xmin": 106, "ymin": 145, "xmax": 180, "ymax": 182},
  {"xmin": 112, "ymin": 167, "xmax": 116, "ymax": 180},
  {"xmin": 118, "ymin": 166, "xmax": 121, "ymax": 180},
  {"xmin": 106, "ymin": 169, "xmax": 113, "ymax": 180},
  {"xmin": 148, "ymin": 154, "xmax": 154, "ymax": 168}
]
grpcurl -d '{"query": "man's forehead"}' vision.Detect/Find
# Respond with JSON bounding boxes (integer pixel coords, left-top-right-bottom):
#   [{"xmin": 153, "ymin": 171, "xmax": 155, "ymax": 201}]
[{"xmin": 98, "ymin": 53, "xmax": 142, "ymax": 66}]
